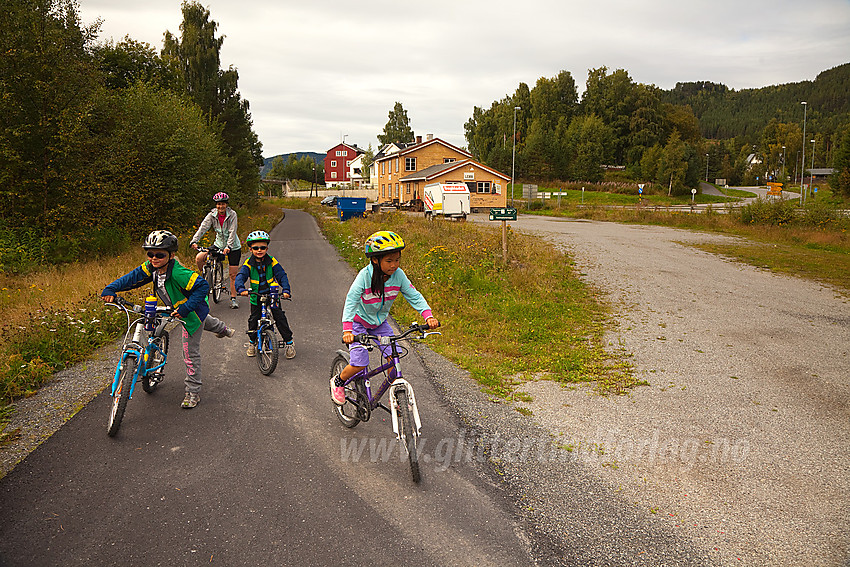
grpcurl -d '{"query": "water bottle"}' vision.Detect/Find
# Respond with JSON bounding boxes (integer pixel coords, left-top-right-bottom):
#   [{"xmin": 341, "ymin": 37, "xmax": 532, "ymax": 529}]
[
  {"xmin": 144, "ymin": 295, "xmax": 157, "ymax": 332},
  {"xmin": 269, "ymin": 284, "xmax": 280, "ymax": 308}
]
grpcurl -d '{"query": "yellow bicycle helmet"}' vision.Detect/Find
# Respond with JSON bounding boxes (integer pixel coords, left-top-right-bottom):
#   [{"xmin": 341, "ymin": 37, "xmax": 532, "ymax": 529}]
[{"xmin": 364, "ymin": 230, "xmax": 405, "ymax": 257}]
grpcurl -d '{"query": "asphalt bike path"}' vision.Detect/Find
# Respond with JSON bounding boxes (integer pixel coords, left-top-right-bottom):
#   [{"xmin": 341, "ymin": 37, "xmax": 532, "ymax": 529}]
[{"xmin": 0, "ymin": 210, "xmax": 540, "ymax": 566}]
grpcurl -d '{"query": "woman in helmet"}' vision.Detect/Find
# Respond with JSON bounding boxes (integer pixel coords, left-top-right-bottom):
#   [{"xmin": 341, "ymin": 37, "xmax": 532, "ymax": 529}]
[
  {"xmin": 234, "ymin": 230, "xmax": 296, "ymax": 360},
  {"xmin": 330, "ymin": 230, "xmax": 439, "ymax": 405},
  {"xmin": 101, "ymin": 230, "xmax": 235, "ymax": 409},
  {"xmin": 190, "ymin": 192, "xmax": 242, "ymax": 309}
]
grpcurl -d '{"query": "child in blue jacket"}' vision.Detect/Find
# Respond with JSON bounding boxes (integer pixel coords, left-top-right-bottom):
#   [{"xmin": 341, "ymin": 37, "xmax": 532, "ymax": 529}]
[
  {"xmin": 234, "ymin": 230, "xmax": 296, "ymax": 359},
  {"xmin": 101, "ymin": 230, "xmax": 234, "ymax": 409}
]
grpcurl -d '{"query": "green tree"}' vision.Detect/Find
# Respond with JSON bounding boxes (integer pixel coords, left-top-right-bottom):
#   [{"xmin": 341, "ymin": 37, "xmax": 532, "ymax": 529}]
[
  {"xmin": 93, "ymin": 36, "xmax": 181, "ymax": 91},
  {"xmin": 656, "ymin": 130, "xmax": 688, "ymax": 195},
  {"xmin": 163, "ymin": 1, "xmax": 262, "ymax": 204},
  {"xmin": 378, "ymin": 102, "xmax": 414, "ymax": 145},
  {"xmin": 0, "ymin": 0, "xmax": 100, "ymax": 231},
  {"xmin": 832, "ymin": 124, "xmax": 850, "ymax": 198}
]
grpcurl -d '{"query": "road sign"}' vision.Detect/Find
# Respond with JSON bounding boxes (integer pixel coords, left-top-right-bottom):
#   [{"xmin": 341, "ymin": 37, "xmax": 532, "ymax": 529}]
[
  {"xmin": 638, "ymin": 183, "xmax": 644, "ymax": 194},
  {"xmin": 490, "ymin": 207, "xmax": 517, "ymax": 221}
]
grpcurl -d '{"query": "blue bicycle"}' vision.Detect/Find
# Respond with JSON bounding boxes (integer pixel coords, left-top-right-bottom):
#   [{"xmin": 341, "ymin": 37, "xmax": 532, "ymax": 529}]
[
  {"xmin": 248, "ymin": 290, "xmax": 289, "ymax": 376},
  {"xmin": 105, "ymin": 296, "xmax": 184, "ymax": 436},
  {"xmin": 331, "ymin": 323, "xmax": 441, "ymax": 483}
]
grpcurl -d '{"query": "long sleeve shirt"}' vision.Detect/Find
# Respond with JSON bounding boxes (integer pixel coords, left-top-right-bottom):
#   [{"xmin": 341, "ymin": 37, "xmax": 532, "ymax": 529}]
[{"xmin": 342, "ymin": 264, "xmax": 432, "ymax": 332}]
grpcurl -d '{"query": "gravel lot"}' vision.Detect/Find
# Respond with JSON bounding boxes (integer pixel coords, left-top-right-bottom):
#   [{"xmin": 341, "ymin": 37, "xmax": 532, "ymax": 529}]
[{"xmin": 490, "ymin": 214, "xmax": 850, "ymax": 566}]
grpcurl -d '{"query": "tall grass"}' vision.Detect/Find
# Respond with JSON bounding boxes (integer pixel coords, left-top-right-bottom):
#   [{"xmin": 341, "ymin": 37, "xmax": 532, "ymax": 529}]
[{"xmin": 308, "ymin": 203, "xmax": 636, "ymax": 399}]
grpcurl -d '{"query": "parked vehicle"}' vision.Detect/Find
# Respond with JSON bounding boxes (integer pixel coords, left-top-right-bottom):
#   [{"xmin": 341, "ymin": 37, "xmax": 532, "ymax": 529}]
[
  {"xmin": 320, "ymin": 195, "xmax": 339, "ymax": 207},
  {"xmin": 423, "ymin": 182, "xmax": 470, "ymax": 220}
]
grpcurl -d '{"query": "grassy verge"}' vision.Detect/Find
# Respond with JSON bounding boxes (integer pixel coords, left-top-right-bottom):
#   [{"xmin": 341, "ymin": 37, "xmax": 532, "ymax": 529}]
[
  {"xmin": 287, "ymin": 198, "xmax": 638, "ymax": 403},
  {"xmin": 0, "ymin": 201, "xmax": 286, "ymax": 438}
]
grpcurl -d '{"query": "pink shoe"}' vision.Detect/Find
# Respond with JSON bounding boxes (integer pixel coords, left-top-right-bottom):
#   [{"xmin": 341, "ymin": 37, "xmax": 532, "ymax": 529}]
[{"xmin": 330, "ymin": 375, "xmax": 345, "ymax": 406}]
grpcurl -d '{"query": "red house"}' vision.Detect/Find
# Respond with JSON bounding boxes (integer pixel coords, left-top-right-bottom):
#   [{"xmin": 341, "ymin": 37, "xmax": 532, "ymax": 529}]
[{"xmin": 324, "ymin": 143, "xmax": 362, "ymax": 187}]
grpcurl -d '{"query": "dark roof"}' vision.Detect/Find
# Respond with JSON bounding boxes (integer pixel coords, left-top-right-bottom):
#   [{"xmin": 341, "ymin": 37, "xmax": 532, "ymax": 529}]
[
  {"xmin": 806, "ymin": 168, "xmax": 835, "ymax": 176},
  {"xmin": 374, "ymin": 137, "xmax": 471, "ymax": 163}
]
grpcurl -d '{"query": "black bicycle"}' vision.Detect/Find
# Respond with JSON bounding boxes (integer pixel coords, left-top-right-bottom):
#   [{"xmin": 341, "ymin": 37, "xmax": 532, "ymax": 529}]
[{"xmin": 198, "ymin": 246, "xmax": 227, "ymax": 304}]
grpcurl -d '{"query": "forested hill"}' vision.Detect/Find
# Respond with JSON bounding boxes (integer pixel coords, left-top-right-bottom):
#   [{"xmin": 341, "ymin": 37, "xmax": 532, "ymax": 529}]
[
  {"xmin": 260, "ymin": 152, "xmax": 325, "ymax": 177},
  {"xmin": 661, "ymin": 62, "xmax": 850, "ymax": 140}
]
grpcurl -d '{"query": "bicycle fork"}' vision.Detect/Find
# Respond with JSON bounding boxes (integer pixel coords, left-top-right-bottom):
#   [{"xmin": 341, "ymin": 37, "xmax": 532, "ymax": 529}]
[{"xmin": 388, "ymin": 380, "xmax": 422, "ymax": 440}]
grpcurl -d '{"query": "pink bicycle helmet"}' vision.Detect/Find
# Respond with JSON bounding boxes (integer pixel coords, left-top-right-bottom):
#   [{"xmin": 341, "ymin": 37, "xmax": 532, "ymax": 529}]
[{"xmin": 213, "ymin": 192, "xmax": 229, "ymax": 202}]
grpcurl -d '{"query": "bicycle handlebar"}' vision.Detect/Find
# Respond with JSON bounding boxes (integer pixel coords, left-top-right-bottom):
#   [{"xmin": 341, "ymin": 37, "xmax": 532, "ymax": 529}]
[{"xmin": 352, "ymin": 321, "xmax": 441, "ymax": 346}]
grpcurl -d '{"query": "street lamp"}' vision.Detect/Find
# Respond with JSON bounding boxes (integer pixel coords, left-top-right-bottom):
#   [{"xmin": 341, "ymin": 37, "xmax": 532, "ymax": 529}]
[
  {"xmin": 705, "ymin": 153, "xmax": 709, "ymax": 182},
  {"xmin": 800, "ymin": 102, "xmax": 807, "ymax": 204},
  {"xmin": 511, "ymin": 106, "xmax": 520, "ymax": 207}
]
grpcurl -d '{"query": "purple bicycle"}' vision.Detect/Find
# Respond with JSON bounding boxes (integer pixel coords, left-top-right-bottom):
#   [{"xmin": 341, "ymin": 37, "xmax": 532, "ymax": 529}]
[{"xmin": 331, "ymin": 322, "xmax": 441, "ymax": 483}]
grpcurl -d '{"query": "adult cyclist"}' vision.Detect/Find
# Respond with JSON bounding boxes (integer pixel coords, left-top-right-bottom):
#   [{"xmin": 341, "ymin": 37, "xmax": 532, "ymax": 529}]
[{"xmin": 190, "ymin": 192, "xmax": 242, "ymax": 309}]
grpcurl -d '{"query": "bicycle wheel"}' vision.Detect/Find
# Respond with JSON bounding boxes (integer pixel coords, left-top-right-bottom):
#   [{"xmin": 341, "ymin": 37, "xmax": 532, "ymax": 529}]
[
  {"xmin": 332, "ymin": 355, "xmax": 361, "ymax": 428},
  {"xmin": 257, "ymin": 327, "xmax": 279, "ymax": 375},
  {"xmin": 107, "ymin": 354, "xmax": 136, "ymax": 437},
  {"xmin": 142, "ymin": 333, "xmax": 168, "ymax": 393},
  {"xmin": 396, "ymin": 389, "xmax": 421, "ymax": 483},
  {"xmin": 212, "ymin": 260, "xmax": 224, "ymax": 304},
  {"xmin": 202, "ymin": 263, "xmax": 212, "ymax": 293}
]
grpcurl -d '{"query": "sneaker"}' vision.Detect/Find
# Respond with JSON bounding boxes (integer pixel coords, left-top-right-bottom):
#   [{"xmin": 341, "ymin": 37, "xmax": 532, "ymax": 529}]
[
  {"xmin": 230, "ymin": 298, "xmax": 239, "ymax": 309},
  {"xmin": 330, "ymin": 375, "xmax": 345, "ymax": 406},
  {"xmin": 181, "ymin": 392, "xmax": 200, "ymax": 409},
  {"xmin": 284, "ymin": 341, "xmax": 296, "ymax": 359},
  {"xmin": 246, "ymin": 343, "xmax": 257, "ymax": 357},
  {"xmin": 216, "ymin": 326, "xmax": 235, "ymax": 339}
]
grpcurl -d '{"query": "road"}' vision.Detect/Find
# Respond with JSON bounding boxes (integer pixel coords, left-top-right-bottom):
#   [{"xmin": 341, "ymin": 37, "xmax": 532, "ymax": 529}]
[{"xmin": 0, "ymin": 210, "xmax": 542, "ymax": 566}]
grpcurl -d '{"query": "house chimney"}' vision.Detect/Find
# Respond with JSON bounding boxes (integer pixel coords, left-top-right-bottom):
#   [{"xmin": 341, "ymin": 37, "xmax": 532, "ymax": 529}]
[
  {"xmin": 416, "ymin": 135, "xmax": 422, "ymax": 144},
  {"xmin": 426, "ymin": 133, "xmax": 433, "ymax": 141}
]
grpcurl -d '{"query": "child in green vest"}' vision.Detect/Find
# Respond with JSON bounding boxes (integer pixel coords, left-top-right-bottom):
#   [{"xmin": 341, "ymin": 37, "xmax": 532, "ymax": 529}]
[
  {"xmin": 234, "ymin": 230, "xmax": 296, "ymax": 359},
  {"xmin": 101, "ymin": 230, "xmax": 234, "ymax": 409}
]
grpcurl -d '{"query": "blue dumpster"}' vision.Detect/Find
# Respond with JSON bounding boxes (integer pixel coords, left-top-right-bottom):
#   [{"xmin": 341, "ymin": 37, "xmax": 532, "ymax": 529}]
[{"xmin": 336, "ymin": 197, "xmax": 367, "ymax": 221}]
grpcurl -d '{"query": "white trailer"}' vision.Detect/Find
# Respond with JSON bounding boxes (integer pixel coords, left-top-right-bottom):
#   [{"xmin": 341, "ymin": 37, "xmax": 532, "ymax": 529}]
[{"xmin": 423, "ymin": 182, "xmax": 470, "ymax": 220}]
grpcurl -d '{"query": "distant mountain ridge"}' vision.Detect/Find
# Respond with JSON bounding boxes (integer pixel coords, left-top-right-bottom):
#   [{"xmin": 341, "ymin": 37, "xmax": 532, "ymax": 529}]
[{"xmin": 260, "ymin": 152, "xmax": 325, "ymax": 178}]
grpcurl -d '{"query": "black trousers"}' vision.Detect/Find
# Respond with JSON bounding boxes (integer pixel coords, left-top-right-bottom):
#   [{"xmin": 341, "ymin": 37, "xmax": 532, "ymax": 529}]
[{"xmin": 247, "ymin": 301, "xmax": 293, "ymax": 343}]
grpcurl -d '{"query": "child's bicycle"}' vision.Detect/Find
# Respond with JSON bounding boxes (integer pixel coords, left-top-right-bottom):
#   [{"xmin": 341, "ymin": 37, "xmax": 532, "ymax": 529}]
[
  {"xmin": 104, "ymin": 296, "xmax": 184, "ymax": 436},
  {"xmin": 197, "ymin": 246, "xmax": 228, "ymax": 304},
  {"xmin": 247, "ymin": 289, "xmax": 289, "ymax": 376},
  {"xmin": 331, "ymin": 322, "xmax": 441, "ymax": 483}
]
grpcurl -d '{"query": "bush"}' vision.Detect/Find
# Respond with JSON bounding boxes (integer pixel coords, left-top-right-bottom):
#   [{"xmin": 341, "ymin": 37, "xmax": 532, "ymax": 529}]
[
  {"xmin": 800, "ymin": 200, "xmax": 838, "ymax": 228},
  {"xmin": 739, "ymin": 198, "xmax": 796, "ymax": 226}
]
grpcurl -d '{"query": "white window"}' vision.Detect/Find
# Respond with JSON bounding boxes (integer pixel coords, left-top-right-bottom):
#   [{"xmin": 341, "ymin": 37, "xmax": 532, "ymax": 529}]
[
  {"xmin": 477, "ymin": 181, "xmax": 491, "ymax": 193},
  {"xmin": 331, "ymin": 160, "xmax": 337, "ymax": 167},
  {"xmin": 331, "ymin": 171, "xmax": 338, "ymax": 179},
  {"xmin": 346, "ymin": 160, "xmax": 351, "ymax": 167},
  {"xmin": 336, "ymin": 150, "xmax": 344, "ymax": 156},
  {"xmin": 381, "ymin": 162, "xmax": 385, "ymax": 175},
  {"xmin": 395, "ymin": 159, "xmax": 399, "ymax": 173},
  {"xmin": 405, "ymin": 157, "xmax": 416, "ymax": 171},
  {"xmin": 444, "ymin": 158, "xmax": 456, "ymax": 163},
  {"xmin": 494, "ymin": 183, "xmax": 502, "ymax": 194}
]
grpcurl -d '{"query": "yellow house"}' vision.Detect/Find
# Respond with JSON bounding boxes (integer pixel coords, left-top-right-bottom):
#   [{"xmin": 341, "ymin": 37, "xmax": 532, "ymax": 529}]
[
  {"xmin": 399, "ymin": 159, "xmax": 508, "ymax": 211},
  {"xmin": 372, "ymin": 136, "xmax": 471, "ymax": 203}
]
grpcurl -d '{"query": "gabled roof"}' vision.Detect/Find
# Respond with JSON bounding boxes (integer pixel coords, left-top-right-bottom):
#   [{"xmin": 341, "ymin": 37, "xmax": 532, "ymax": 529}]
[
  {"xmin": 374, "ymin": 137, "xmax": 471, "ymax": 162},
  {"xmin": 326, "ymin": 142, "xmax": 363, "ymax": 155},
  {"xmin": 399, "ymin": 159, "xmax": 510, "ymax": 182}
]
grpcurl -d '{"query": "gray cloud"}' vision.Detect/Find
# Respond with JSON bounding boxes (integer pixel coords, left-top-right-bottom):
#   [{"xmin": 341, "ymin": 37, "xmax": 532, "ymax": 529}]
[{"xmin": 79, "ymin": 0, "xmax": 850, "ymax": 156}]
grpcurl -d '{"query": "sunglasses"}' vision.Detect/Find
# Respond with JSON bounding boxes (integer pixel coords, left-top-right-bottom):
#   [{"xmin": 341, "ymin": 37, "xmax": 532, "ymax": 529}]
[
  {"xmin": 146, "ymin": 251, "xmax": 168, "ymax": 259},
  {"xmin": 251, "ymin": 245, "xmax": 267, "ymax": 251}
]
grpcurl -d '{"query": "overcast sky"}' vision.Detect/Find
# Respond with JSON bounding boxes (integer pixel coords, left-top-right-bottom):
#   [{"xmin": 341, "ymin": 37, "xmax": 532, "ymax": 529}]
[{"xmin": 79, "ymin": 0, "xmax": 850, "ymax": 157}]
